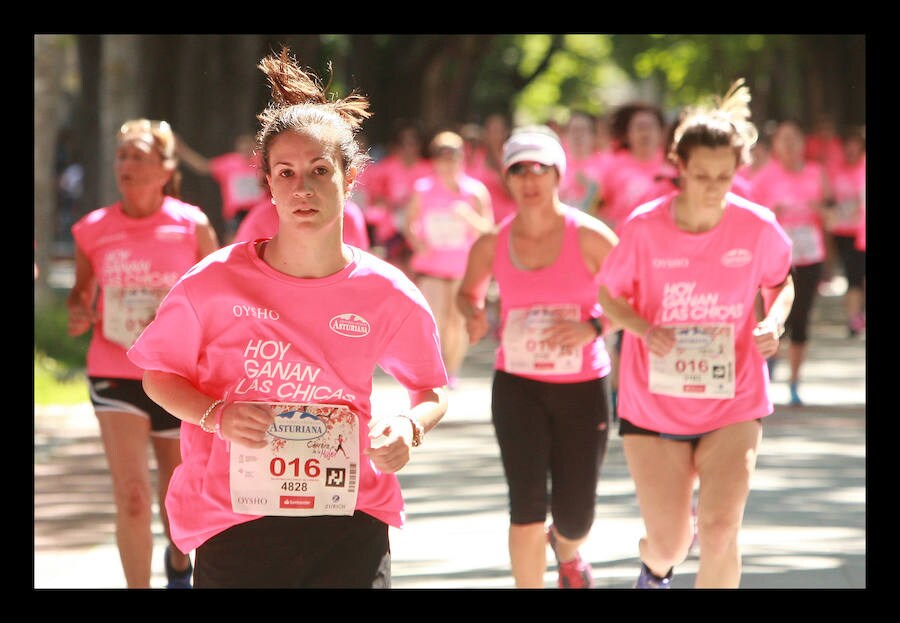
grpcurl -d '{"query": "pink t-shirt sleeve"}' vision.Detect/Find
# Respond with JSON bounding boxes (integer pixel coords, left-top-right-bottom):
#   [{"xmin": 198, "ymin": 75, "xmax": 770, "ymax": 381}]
[{"xmin": 377, "ymin": 295, "xmax": 447, "ymax": 391}]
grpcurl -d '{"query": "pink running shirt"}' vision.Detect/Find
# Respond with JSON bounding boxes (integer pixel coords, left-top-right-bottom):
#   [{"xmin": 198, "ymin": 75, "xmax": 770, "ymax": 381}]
[
  {"xmin": 364, "ymin": 155, "xmax": 433, "ymax": 243},
  {"xmin": 233, "ymin": 199, "xmax": 371, "ymax": 250},
  {"xmin": 599, "ymin": 149, "xmax": 677, "ymax": 230},
  {"xmin": 342, "ymin": 199, "xmax": 371, "ymax": 250},
  {"xmin": 597, "ymin": 192, "xmax": 793, "ymax": 435},
  {"xmin": 408, "ymin": 173, "xmax": 488, "ymax": 279},
  {"xmin": 856, "ymin": 192, "xmax": 866, "ymax": 251},
  {"xmin": 559, "ymin": 151, "xmax": 612, "ymax": 213},
  {"xmin": 492, "ymin": 207, "xmax": 611, "ymax": 383},
  {"xmin": 127, "ymin": 243, "xmax": 447, "ymax": 552},
  {"xmin": 70, "ymin": 197, "xmax": 208, "ymax": 379},
  {"xmin": 466, "ymin": 147, "xmax": 517, "ymax": 223},
  {"xmin": 209, "ymin": 152, "xmax": 267, "ymax": 221},
  {"xmin": 750, "ymin": 159, "xmax": 826, "ymax": 266},
  {"xmin": 826, "ymin": 155, "xmax": 866, "ymax": 237}
]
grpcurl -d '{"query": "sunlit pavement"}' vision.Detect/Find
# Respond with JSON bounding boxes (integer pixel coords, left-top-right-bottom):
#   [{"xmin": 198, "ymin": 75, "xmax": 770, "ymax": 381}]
[{"xmin": 34, "ymin": 289, "xmax": 865, "ymax": 589}]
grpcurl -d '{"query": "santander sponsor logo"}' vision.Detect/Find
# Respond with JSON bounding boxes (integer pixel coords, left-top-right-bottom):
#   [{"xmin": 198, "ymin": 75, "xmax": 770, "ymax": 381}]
[
  {"xmin": 329, "ymin": 313, "xmax": 371, "ymax": 338},
  {"xmin": 721, "ymin": 248, "xmax": 752, "ymax": 267}
]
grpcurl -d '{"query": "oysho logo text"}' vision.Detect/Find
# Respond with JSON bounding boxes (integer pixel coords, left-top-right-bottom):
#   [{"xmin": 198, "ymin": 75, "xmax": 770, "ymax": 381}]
[
  {"xmin": 233, "ymin": 305, "xmax": 281, "ymax": 320},
  {"xmin": 652, "ymin": 257, "xmax": 689, "ymax": 269}
]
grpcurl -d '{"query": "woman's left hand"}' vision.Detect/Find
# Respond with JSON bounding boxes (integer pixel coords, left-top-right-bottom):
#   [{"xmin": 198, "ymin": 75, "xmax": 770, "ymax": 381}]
[
  {"xmin": 365, "ymin": 415, "xmax": 414, "ymax": 473},
  {"xmin": 543, "ymin": 318, "xmax": 596, "ymax": 350},
  {"xmin": 753, "ymin": 321, "xmax": 782, "ymax": 359}
]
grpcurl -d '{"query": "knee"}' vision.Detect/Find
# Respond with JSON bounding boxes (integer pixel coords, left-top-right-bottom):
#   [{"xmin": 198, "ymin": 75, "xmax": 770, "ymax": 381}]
[
  {"xmin": 645, "ymin": 522, "xmax": 693, "ymax": 565},
  {"xmin": 552, "ymin": 513, "xmax": 594, "ymax": 541},
  {"xmin": 696, "ymin": 515, "xmax": 741, "ymax": 556},
  {"xmin": 115, "ymin": 479, "xmax": 153, "ymax": 519}
]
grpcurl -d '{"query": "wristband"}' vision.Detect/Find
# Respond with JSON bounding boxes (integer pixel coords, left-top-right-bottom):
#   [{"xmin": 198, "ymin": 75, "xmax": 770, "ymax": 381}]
[
  {"xmin": 397, "ymin": 413, "xmax": 424, "ymax": 447},
  {"xmin": 199, "ymin": 398, "xmax": 224, "ymax": 434},
  {"xmin": 587, "ymin": 316, "xmax": 603, "ymax": 338},
  {"xmin": 642, "ymin": 324, "xmax": 654, "ymax": 340},
  {"xmin": 214, "ymin": 401, "xmax": 227, "ymax": 440}
]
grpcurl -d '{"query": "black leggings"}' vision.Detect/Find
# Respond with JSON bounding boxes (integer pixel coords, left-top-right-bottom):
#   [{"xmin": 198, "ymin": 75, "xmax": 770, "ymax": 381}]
[
  {"xmin": 491, "ymin": 370, "xmax": 609, "ymax": 539},
  {"xmin": 194, "ymin": 512, "xmax": 391, "ymax": 588},
  {"xmin": 834, "ymin": 234, "xmax": 866, "ymax": 289},
  {"xmin": 786, "ymin": 263, "xmax": 823, "ymax": 344}
]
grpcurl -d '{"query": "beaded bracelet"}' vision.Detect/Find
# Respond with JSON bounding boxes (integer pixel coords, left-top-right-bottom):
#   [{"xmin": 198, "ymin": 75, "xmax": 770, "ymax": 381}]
[{"xmin": 199, "ymin": 398, "xmax": 225, "ymax": 434}]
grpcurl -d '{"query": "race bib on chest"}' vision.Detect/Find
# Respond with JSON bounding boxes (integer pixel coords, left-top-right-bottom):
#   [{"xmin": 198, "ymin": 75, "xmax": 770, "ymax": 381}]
[
  {"xmin": 229, "ymin": 403, "xmax": 359, "ymax": 517},
  {"xmin": 102, "ymin": 285, "xmax": 169, "ymax": 349},
  {"xmin": 502, "ymin": 304, "xmax": 582, "ymax": 375},
  {"xmin": 784, "ymin": 224, "xmax": 824, "ymax": 265},
  {"xmin": 423, "ymin": 209, "xmax": 468, "ymax": 248},
  {"xmin": 833, "ymin": 199, "xmax": 859, "ymax": 230},
  {"xmin": 648, "ymin": 324, "xmax": 735, "ymax": 399}
]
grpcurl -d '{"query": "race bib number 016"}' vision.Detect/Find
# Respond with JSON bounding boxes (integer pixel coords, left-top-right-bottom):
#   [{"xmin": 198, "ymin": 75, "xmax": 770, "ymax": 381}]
[
  {"xmin": 648, "ymin": 324, "xmax": 735, "ymax": 399},
  {"xmin": 229, "ymin": 402, "xmax": 359, "ymax": 517}
]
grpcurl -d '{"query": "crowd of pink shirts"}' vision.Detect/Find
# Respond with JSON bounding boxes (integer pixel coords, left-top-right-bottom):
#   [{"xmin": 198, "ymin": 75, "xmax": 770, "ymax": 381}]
[{"xmin": 202, "ymin": 114, "xmax": 865, "ymax": 321}]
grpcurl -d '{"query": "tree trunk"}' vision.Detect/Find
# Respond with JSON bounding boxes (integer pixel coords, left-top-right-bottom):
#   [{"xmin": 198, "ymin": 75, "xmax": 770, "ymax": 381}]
[
  {"xmin": 98, "ymin": 35, "xmax": 141, "ymax": 206},
  {"xmin": 34, "ymin": 34, "xmax": 67, "ymax": 307},
  {"xmin": 75, "ymin": 36, "xmax": 102, "ymax": 227}
]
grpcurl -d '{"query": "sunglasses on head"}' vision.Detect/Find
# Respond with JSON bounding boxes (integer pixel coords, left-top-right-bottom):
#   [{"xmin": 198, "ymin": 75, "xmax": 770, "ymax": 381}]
[{"xmin": 507, "ymin": 162, "xmax": 554, "ymax": 176}]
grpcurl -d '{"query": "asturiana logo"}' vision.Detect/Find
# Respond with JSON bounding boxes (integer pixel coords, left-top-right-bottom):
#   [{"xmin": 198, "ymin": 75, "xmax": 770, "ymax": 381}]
[
  {"xmin": 329, "ymin": 313, "xmax": 370, "ymax": 338},
  {"xmin": 721, "ymin": 248, "xmax": 752, "ymax": 268}
]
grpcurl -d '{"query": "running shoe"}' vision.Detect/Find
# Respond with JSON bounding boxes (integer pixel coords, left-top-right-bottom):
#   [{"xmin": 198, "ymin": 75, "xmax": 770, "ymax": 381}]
[
  {"xmin": 848, "ymin": 313, "xmax": 866, "ymax": 338},
  {"xmin": 547, "ymin": 524, "xmax": 594, "ymax": 588},
  {"xmin": 633, "ymin": 562, "xmax": 672, "ymax": 589},
  {"xmin": 165, "ymin": 546, "xmax": 193, "ymax": 589},
  {"xmin": 789, "ymin": 382, "xmax": 803, "ymax": 407}
]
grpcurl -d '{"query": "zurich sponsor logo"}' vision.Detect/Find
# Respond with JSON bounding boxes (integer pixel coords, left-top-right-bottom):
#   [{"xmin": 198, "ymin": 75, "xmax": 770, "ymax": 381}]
[
  {"xmin": 269, "ymin": 409, "xmax": 328, "ymax": 441},
  {"xmin": 721, "ymin": 248, "xmax": 752, "ymax": 267},
  {"xmin": 329, "ymin": 313, "xmax": 370, "ymax": 338}
]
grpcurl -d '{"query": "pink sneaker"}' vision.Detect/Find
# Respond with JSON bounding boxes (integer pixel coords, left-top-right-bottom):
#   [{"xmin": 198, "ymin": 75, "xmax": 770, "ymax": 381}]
[{"xmin": 547, "ymin": 524, "xmax": 594, "ymax": 588}]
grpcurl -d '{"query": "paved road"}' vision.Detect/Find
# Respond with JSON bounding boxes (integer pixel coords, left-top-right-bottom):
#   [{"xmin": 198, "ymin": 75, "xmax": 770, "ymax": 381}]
[{"xmin": 34, "ymin": 291, "xmax": 865, "ymax": 589}]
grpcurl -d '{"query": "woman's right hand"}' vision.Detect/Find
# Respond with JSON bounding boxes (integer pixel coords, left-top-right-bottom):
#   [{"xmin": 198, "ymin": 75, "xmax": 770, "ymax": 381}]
[
  {"xmin": 465, "ymin": 307, "xmax": 489, "ymax": 345},
  {"xmin": 66, "ymin": 289, "xmax": 97, "ymax": 336},
  {"xmin": 642, "ymin": 325, "xmax": 676, "ymax": 357},
  {"xmin": 218, "ymin": 402, "xmax": 275, "ymax": 449}
]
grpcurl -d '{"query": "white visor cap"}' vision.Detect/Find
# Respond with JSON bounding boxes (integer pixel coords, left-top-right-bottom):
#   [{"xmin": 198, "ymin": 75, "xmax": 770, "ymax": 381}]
[{"xmin": 501, "ymin": 127, "xmax": 567, "ymax": 178}]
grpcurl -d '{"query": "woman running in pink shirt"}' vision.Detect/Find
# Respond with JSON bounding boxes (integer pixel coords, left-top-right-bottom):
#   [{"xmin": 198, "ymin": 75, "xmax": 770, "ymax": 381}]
[
  {"xmin": 597, "ymin": 80, "xmax": 795, "ymax": 588},
  {"xmin": 404, "ymin": 130, "xmax": 493, "ymax": 388},
  {"xmin": 127, "ymin": 48, "xmax": 448, "ymax": 589},
  {"xmin": 458, "ymin": 126, "xmax": 619, "ymax": 589},
  {"xmin": 67, "ymin": 118, "xmax": 220, "ymax": 588},
  {"xmin": 750, "ymin": 120, "xmax": 829, "ymax": 406},
  {"xmin": 825, "ymin": 127, "xmax": 866, "ymax": 336},
  {"xmin": 176, "ymin": 132, "xmax": 269, "ymax": 243}
]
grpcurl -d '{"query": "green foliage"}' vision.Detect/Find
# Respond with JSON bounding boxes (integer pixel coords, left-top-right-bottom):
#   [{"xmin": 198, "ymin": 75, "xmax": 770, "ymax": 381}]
[
  {"xmin": 495, "ymin": 34, "xmax": 631, "ymax": 125},
  {"xmin": 34, "ymin": 351, "xmax": 89, "ymax": 405},
  {"xmin": 34, "ymin": 295, "xmax": 89, "ymax": 372},
  {"xmin": 34, "ymin": 295, "xmax": 90, "ymax": 405},
  {"xmin": 609, "ymin": 34, "xmax": 784, "ymax": 110}
]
